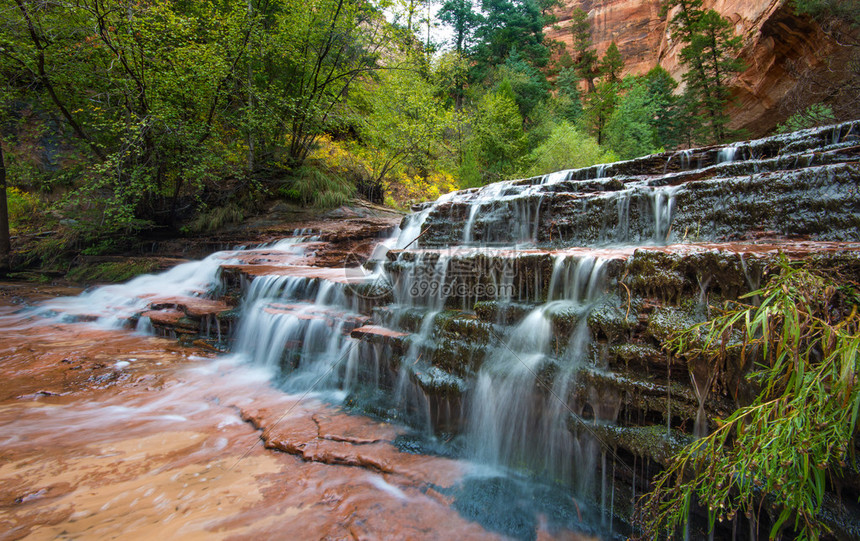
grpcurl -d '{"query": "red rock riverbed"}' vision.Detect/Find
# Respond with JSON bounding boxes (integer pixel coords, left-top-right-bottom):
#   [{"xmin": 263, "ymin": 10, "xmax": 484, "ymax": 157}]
[{"xmin": 0, "ymin": 295, "xmax": 591, "ymax": 540}]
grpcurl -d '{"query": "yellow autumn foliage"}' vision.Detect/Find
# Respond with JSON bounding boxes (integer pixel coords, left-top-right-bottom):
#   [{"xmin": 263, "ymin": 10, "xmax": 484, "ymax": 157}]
[
  {"xmin": 6, "ymin": 187, "xmax": 41, "ymax": 232},
  {"xmin": 387, "ymin": 170, "xmax": 460, "ymax": 207}
]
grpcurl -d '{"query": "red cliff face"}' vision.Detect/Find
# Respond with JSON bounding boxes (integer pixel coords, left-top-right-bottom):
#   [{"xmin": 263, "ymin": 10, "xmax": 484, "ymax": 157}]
[{"xmin": 547, "ymin": 0, "xmax": 845, "ymax": 137}]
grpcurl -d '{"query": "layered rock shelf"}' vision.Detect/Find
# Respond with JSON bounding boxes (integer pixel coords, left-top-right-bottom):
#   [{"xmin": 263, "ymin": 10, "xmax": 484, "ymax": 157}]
[{"xmin": 46, "ymin": 121, "xmax": 860, "ymax": 539}]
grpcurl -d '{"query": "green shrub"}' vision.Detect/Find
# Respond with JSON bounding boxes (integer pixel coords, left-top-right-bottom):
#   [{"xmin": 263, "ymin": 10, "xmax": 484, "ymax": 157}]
[
  {"xmin": 66, "ymin": 259, "xmax": 160, "ymax": 283},
  {"xmin": 777, "ymin": 103, "xmax": 838, "ymax": 133},
  {"xmin": 520, "ymin": 122, "xmax": 616, "ymax": 177},
  {"xmin": 289, "ymin": 166, "xmax": 354, "ymax": 208},
  {"xmin": 184, "ymin": 203, "xmax": 245, "ymax": 234}
]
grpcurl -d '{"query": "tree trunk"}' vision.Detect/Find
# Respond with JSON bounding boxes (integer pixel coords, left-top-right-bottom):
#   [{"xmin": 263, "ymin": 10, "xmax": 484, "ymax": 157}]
[
  {"xmin": 247, "ymin": 0, "xmax": 256, "ymax": 173},
  {"xmin": 0, "ymin": 143, "xmax": 11, "ymax": 274}
]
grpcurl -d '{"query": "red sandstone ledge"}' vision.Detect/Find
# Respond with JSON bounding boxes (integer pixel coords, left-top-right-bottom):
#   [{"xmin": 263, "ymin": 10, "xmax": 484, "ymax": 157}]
[
  {"xmin": 350, "ymin": 325, "xmax": 409, "ymax": 340},
  {"xmin": 220, "ymin": 264, "xmax": 368, "ymax": 283},
  {"xmin": 139, "ymin": 308, "xmax": 188, "ymax": 327},
  {"xmin": 142, "ymin": 295, "xmax": 231, "ymax": 318},
  {"xmin": 390, "ymin": 240, "xmax": 860, "ymax": 261}
]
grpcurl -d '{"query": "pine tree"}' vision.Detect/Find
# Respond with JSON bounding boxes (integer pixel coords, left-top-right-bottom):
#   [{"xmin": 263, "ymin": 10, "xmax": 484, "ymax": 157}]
[
  {"xmin": 555, "ymin": 67, "xmax": 583, "ymax": 122},
  {"xmin": 662, "ymin": 0, "xmax": 744, "ymax": 142},
  {"xmin": 684, "ymin": 10, "xmax": 744, "ymax": 141},
  {"xmin": 599, "ymin": 42, "xmax": 624, "ymax": 83},
  {"xmin": 643, "ymin": 66, "xmax": 682, "ymax": 148},
  {"xmin": 582, "ymin": 43, "xmax": 624, "ymax": 144},
  {"xmin": 583, "ymin": 80, "xmax": 618, "ymax": 145},
  {"xmin": 500, "ymin": 48, "xmax": 550, "ymax": 119},
  {"xmin": 570, "ymin": 8, "xmax": 598, "ymax": 92}
]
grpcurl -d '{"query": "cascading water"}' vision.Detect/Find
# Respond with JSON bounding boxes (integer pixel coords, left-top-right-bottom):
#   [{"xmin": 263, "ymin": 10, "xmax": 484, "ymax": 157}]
[
  {"xmin": 38, "ymin": 251, "xmax": 232, "ymax": 328},
  {"xmin": 397, "ymin": 192, "xmax": 458, "ymax": 249},
  {"xmin": 36, "ymin": 229, "xmax": 325, "ymax": 329},
  {"xmin": 652, "ymin": 184, "xmax": 682, "ymax": 242},
  {"xmin": 716, "ymin": 142, "xmax": 742, "ymax": 164},
  {"xmin": 466, "ymin": 256, "xmax": 608, "ymax": 486},
  {"xmin": 20, "ymin": 120, "xmax": 860, "ymax": 540},
  {"xmin": 230, "ymin": 275, "xmax": 355, "ymax": 390},
  {"xmin": 391, "ymin": 252, "xmax": 452, "ymax": 431}
]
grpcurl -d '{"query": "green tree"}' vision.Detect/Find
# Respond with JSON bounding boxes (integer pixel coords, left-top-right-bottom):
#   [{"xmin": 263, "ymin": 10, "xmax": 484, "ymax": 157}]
[
  {"xmin": 470, "ymin": 80, "xmax": 528, "ymax": 183},
  {"xmin": 351, "ymin": 66, "xmax": 451, "ymax": 186},
  {"xmin": 580, "ymin": 42, "xmax": 628, "ymax": 145},
  {"xmin": 433, "ymin": 51, "xmax": 471, "ymax": 165},
  {"xmin": 471, "ymin": 0, "xmax": 557, "ymax": 80},
  {"xmin": 643, "ymin": 66, "xmax": 682, "ymax": 149},
  {"xmin": 599, "ymin": 41, "xmax": 624, "ymax": 83},
  {"xmin": 497, "ymin": 48, "xmax": 550, "ymax": 120},
  {"xmin": 569, "ymin": 8, "xmax": 598, "ymax": 92},
  {"xmin": 396, "ymin": 0, "xmax": 428, "ymax": 38},
  {"xmin": 793, "ymin": 0, "xmax": 860, "ymax": 25},
  {"xmin": 686, "ymin": 9, "xmax": 744, "ymax": 141},
  {"xmin": 2, "ymin": 0, "xmax": 246, "ymax": 234},
  {"xmin": 553, "ymin": 67, "xmax": 584, "ymax": 122},
  {"xmin": 435, "ymin": 50, "xmax": 471, "ymax": 114},
  {"xmin": 438, "ymin": 0, "xmax": 481, "ymax": 55},
  {"xmin": 605, "ymin": 69, "xmax": 682, "ymax": 158},
  {"xmin": 523, "ymin": 121, "xmax": 615, "ymax": 176},
  {"xmin": 254, "ymin": 0, "xmax": 390, "ymax": 165},
  {"xmin": 582, "ymin": 80, "xmax": 617, "ymax": 145},
  {"xmin": 437, "ymin": 0, "xmax": 481, "ymax": 110},
  {"xmin": 605, "ymin": 78, "xmax": 660, "ymax": 159}
]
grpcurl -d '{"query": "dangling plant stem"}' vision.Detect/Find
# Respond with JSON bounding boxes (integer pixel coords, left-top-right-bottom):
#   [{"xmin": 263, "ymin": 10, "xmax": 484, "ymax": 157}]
[{"xmin": 641, "ymin": 255, "xmax": 860, "ymax": 540}]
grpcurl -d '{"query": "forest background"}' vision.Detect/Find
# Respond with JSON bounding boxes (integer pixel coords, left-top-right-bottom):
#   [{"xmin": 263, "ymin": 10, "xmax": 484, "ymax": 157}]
[{"xmin": 0, "ymin": 0, "xmax": 856, "ymax": 271}]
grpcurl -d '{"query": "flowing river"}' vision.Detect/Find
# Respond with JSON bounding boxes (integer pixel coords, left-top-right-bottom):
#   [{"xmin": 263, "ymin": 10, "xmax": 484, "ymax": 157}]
[{"xmin": 2, "ymin": 120, "xmax": 859, "ymax": 540}]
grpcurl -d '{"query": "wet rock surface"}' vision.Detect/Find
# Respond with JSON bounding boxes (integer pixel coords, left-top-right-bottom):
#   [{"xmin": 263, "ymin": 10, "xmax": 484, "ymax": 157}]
[
  {"xmin": 3, "ymin": 123, "xmax": 860, "ymax": 539},
  {"xmin": 0, "ymin": 302, "xmax": 567, "ymax": 540},
  {"xmin": 416, "ymin": 122, "xmax": 860, "ymax": 248}
]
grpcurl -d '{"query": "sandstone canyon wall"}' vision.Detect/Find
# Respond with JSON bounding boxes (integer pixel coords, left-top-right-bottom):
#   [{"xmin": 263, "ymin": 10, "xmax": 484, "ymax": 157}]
[{"xmin": 547, "ymin": 0, "xmax": 848, "ymax": 137}]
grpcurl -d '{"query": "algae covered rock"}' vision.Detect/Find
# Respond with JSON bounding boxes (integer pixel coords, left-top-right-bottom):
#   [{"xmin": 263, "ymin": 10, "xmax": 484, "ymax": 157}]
[
  {"xmin": 645, "ymin": 305, "xmax": 700, "ymax": 344},
  {"xmin": 624, "ymin": 251, "xmax": 687, "ymax": 302},
  {"xmin": 474, "ymin": 300, "xmax": 533, "ymax": 324},
  {"xmin": 413, "ymin": 364, "xmax": 469, "ymax": 397},
  {"xmin": 587, "ymin": 296, "xmax": 639, "ymax": 343}
]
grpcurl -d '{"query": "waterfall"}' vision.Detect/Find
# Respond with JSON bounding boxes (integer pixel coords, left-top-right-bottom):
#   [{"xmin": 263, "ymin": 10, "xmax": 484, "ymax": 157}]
[
  {"xmin": 35, "ymin": 230, "xmax": 327, "ymax": 328},
  {"xmin": 465, "ymin": 256, "xmax": 608, "ymax": 484},
  {"xmin": 230, "ymin": 274, "xmax": 356, "ymax": 387},
  {"xmin": 652, "ymin": 185, "xmax": 681, "ymax": 243},
  {"xmin": 38, "ymin": 251, "xmax": 232, "ymax": 328},
  {"xmin": 717, "ymin": 142, "xmax": 743, "ymax": 164},
  {"xmin": 396, "ymin": 191, "xmax": 458, "ymax": 249},
  {"xmin": 542, "ymin": 169, "xmax": 572, "ymax": 184},
  {"xmin": 397, "ymin": 208, "xmax": 432, "ymax": 249},
  {"xmin": 24, "ymin": 119, "xmax": 860, "ymax": 539},
  {"xmin": 463, "ymin": 204, "xmax": 482, "ymax": 244}
]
